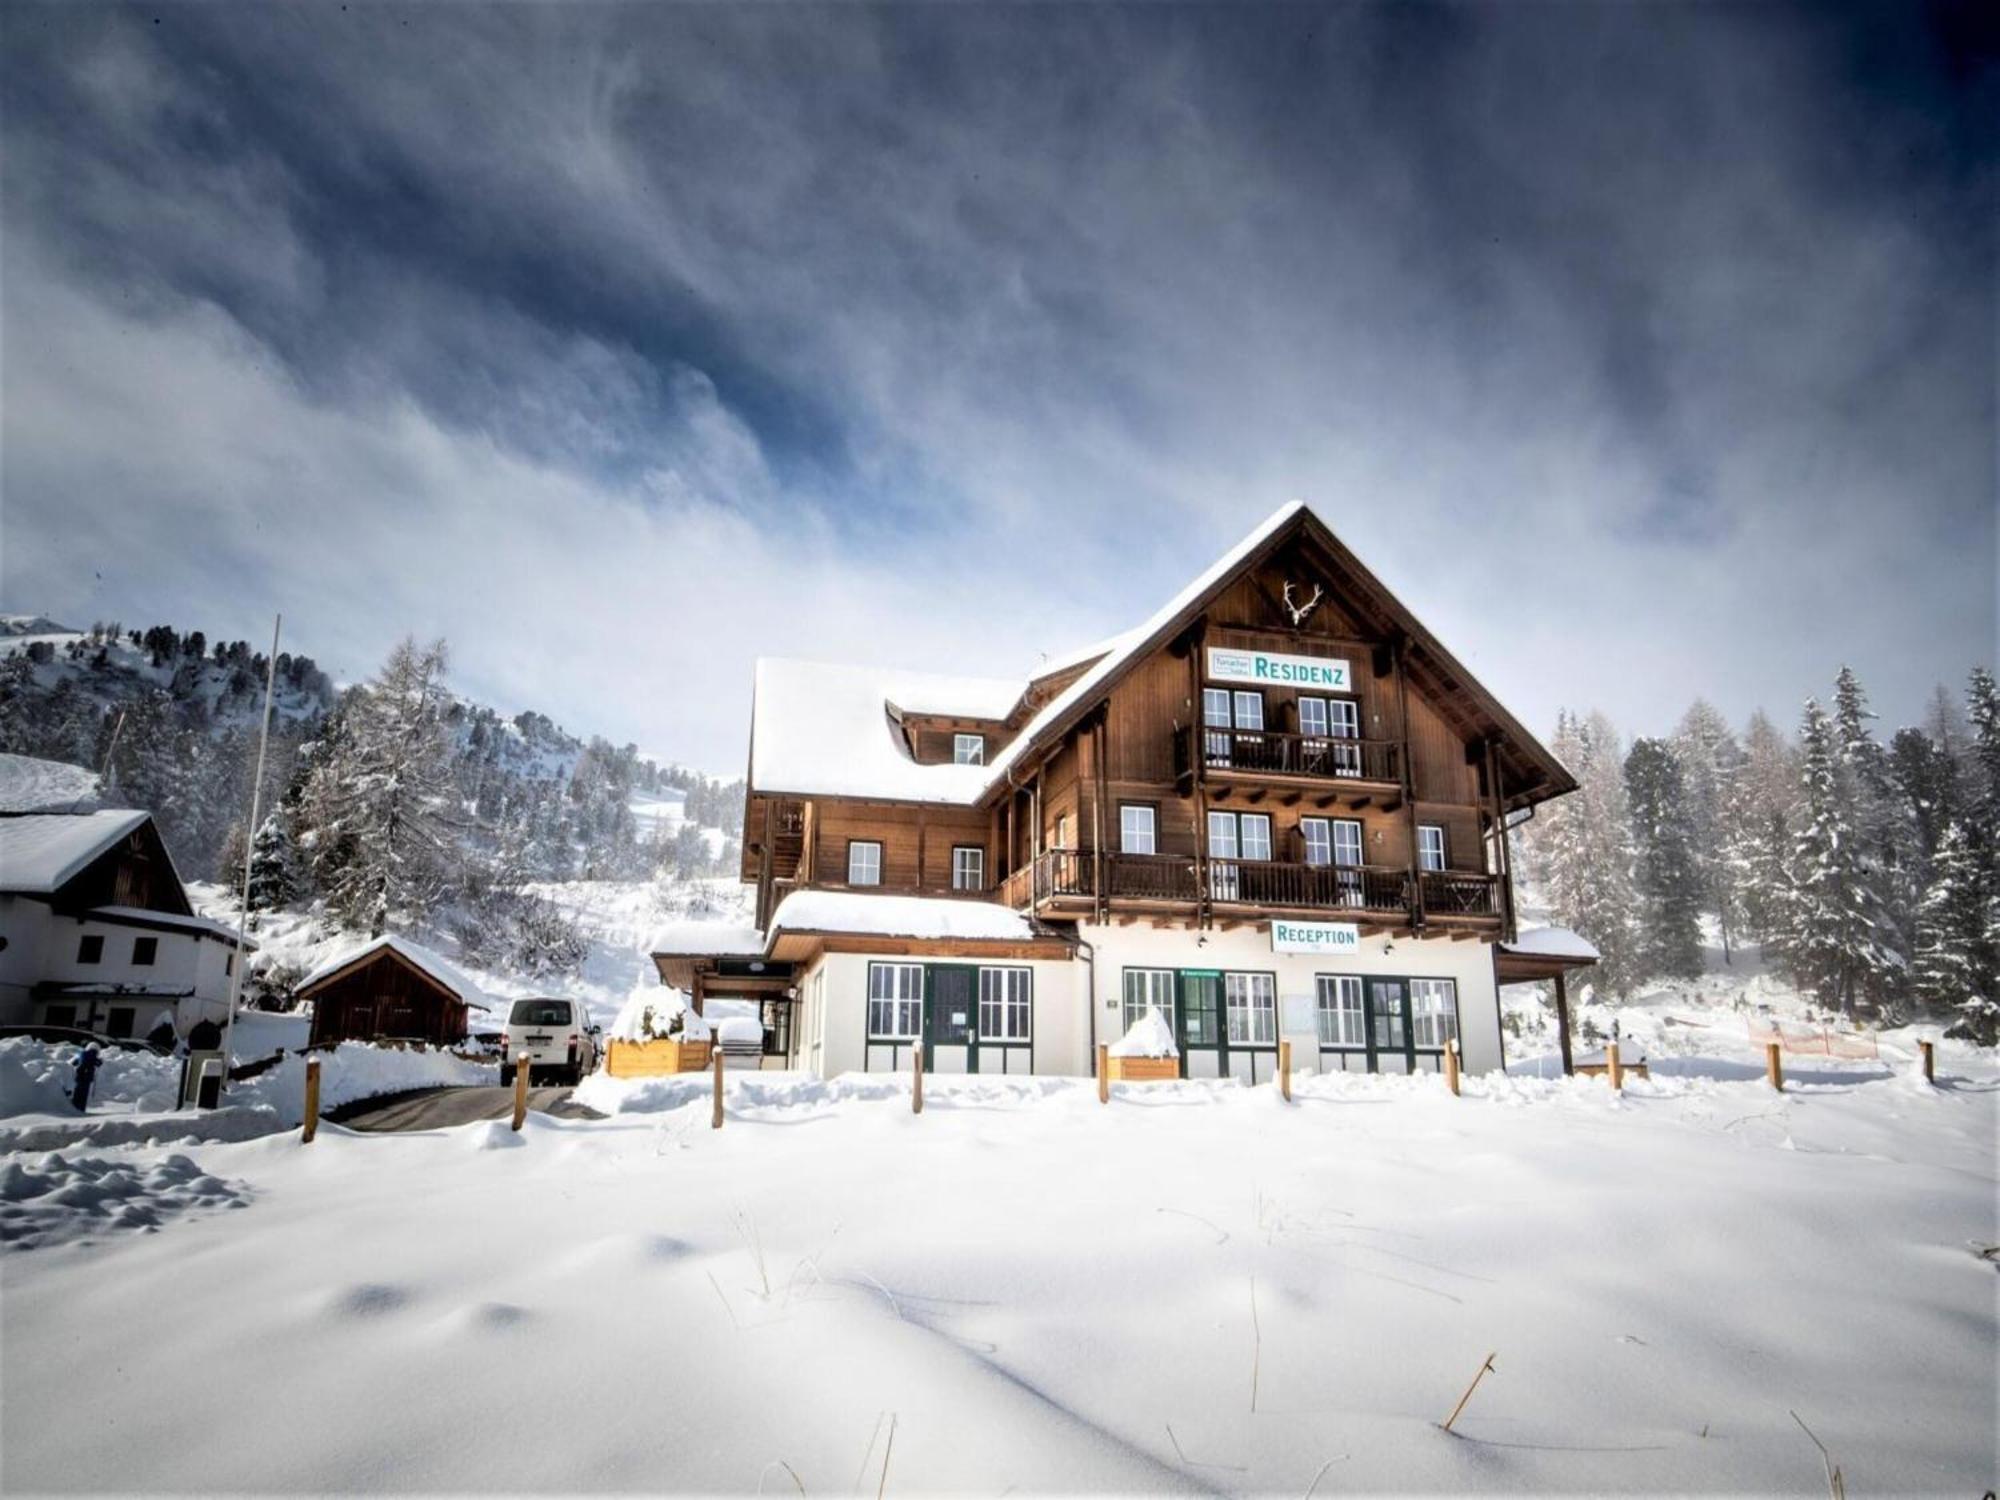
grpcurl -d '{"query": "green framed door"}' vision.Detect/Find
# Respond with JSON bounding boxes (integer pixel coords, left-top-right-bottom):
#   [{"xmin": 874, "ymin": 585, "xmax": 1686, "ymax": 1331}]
[
  {"xmin": 1364, "ymin": 977, "xmax": 1414, "ymax": 1073},
  {"xmin": 1177, "ymin": 971, "xmax": 1224, "ymax": 1079},
  {"xmin": 925, "ymin": 965, "xmax": 978, "ymax": 1072}
]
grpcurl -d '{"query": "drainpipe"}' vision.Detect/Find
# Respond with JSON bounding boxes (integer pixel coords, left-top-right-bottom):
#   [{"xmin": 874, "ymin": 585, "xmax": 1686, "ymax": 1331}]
[{"xmin": 1075, "ymin": 933, "xmax": 1098, "ymax": 1063}]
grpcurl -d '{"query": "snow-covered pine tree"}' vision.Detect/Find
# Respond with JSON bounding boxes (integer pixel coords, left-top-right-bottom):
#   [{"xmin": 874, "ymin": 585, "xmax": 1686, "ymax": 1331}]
[
  {"xmin": 1727, "ymin": 709, "xmax": 1796, "ymax": 947},
  {"xmin": 1624, "ymin": 737, "xmax": 1705, "ymax": 980},
  {"xmin": 295, "ymin": 638, "xmax": 461, "ymax": 936},
  {"xmin": 1532, "ymin": 710, "xmax": 1642, "ymax": 994},
  {"xmin": 246, "ymin": 813, "xmax": 300, "ymax": 914},
  {"xmin": 1783, "ymin": 698, "xmax": 1896, "ymax": 1018},
  {"xmin": 1669, "ymin": 700, "xmax": 1743, "ymax": 961},
  {"xmin": 1832, "ymin": 666, "xmax": 1916, "ymax": 1003},
  {"xmin": 1915, "ymin": 822, "xmax": 1992, "ymax": 1040}
]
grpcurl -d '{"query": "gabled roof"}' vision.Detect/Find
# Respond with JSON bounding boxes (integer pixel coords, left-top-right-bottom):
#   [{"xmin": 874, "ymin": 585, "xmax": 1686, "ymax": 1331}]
[
  {"xmin": 743, "ymin": 500, "xmax": 1575, "ymax": 811},
  {"xmin": 0, "ymin": 810, "xmax": 153, "ymax": 894},
  {"xmin": 295, "ymin": 934, "xmax": 491, "ymax": 1010}
]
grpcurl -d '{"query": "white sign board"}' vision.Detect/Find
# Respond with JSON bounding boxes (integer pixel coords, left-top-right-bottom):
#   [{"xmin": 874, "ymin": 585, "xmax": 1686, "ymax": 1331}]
[
  {"xmin": 1271, "ymin": 919, "xmax": 1362, "ymax": 955},
  {"xmin": 1206, "ymin": 646, "xmax": 1352, "ymax": 692}
]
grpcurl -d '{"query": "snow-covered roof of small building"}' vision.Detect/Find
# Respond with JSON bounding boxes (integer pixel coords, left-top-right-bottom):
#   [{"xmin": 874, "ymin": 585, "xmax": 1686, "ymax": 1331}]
[
  {"xmin": 296, "ymin": 934, "xmax": 491, "ymax": 1010},
  {"xmin": 649, "ymin": 921, "xmax": 766, "ymax": 958},
  {"xmin": 0, "ymin": 810, "xmax": 152, "ymax": 893},
  {"xmin": 0, "ymin": 754, "xmax": 103, "ymax": 815},
  {"xmin": 766, "ymin": 889, "xmax": 1042, "ymax": 943},
  {"xmin": 1500, "ymin": 926, "xmax": 1600, "ymax": 961},
  {"xmin": 88, "ymin": 906, "xmax": 257, "ymax": 950},
  {"xmin": 750, "ymin": 658, "xmax": 1018, "ymax": 804}
]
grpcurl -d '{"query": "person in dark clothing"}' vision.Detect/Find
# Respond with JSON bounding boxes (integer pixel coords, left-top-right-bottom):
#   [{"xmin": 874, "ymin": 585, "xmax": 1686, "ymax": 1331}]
[{"xmin": 71, "ymin": 1044, "xmax": 102, "ymax": 1113}]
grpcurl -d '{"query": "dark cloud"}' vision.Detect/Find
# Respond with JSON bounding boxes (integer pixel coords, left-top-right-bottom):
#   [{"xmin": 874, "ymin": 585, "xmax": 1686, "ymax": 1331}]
[{"xmin": 1, "ymin": 2, "xmax": 1991, "ymax": 766}]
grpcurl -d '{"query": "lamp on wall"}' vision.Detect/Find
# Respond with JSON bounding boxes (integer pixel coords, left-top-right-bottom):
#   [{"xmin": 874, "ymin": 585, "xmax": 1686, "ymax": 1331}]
[{"xmin": 1382, "ymin": 937, "xmax": 1396, "ymax": 954}]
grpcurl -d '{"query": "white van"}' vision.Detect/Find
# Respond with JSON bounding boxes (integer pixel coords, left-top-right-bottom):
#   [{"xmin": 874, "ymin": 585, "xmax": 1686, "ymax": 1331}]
[{"xmin": 501, "ymin": 998, "xmax": 600, "ymax": 1085}]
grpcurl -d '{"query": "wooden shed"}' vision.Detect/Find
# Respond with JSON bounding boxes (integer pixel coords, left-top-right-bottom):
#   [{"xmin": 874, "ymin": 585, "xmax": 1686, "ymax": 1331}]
[{"xmin": 298, "ymin": 935, "xmax": 488, "ymax": 1048}]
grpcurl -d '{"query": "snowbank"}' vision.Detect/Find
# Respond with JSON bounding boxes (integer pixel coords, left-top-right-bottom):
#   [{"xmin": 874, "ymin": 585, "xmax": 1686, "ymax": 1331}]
[
  {"xmin": 0, "ymin": 1037, "xmax": 181, "ymax": 1117},
  {"xmin": 7, "ymin": 1060, "xmax": 1991, "ymax": 1494},
  {"xmin": 1, "ymin": 1151, "xmax": 249, "ymax": 1251},
  {"xmin": 715, "ymin": 1015, "xmax": 763, "ymax": 1046},
  {"xmin": 232, "ymin": 1043, "xmax": 496, "ymax": 1126}
]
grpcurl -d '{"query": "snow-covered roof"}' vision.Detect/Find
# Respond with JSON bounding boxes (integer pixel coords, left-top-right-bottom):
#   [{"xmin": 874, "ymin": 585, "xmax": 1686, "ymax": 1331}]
[
  {"xmin": 649, "ymin": 921, "xmax": 766, "ymax": 958},
  {"xmin": 1501, "ymin": 926, "xmax": 1601, "ymax": 961},
  {"xmin": 88, "ymin": 906, "xmax": 257, "ymax": 950},
  {"xmin": 748, "ymin": 504, "xmax": 1306, "ymax": 807},
  {"xmin": 296, "ymin": 935, "xmax": 491, "ymax": 1010},
  {"xmin": 0, "ymin": 754, "xmax": 103, "ymax": 815},
  {"xmin": 767, "ymin": 890, "xmax": 1043, "ymax": 943},
  {"xmin": 750, "ymin": 658, "xmax": 1016, "ymax": 803},
  {"xmin": 1029, "ymin": 628, "xmax": 1141, "ymax": 685},
  {"xmin": 0, "ymin": 810, "xmax": 152, "ymax": 894}
]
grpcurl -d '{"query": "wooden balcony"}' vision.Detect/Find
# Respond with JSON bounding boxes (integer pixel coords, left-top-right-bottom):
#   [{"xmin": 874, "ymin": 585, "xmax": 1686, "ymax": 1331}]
[
  {"xmin": 1176, "ymin": 726, "xmax": 1404, "ymax": 806},
  {"xmin": 1001, "ymin": 849, "xmax": 1502, "ymax": 928}
]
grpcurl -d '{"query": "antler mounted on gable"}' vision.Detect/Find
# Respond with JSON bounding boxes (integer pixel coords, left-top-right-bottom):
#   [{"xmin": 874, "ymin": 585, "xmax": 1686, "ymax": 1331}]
[{"xmin": 1282, "ymin": 581, "xmax": 1325, "ymax": 627}]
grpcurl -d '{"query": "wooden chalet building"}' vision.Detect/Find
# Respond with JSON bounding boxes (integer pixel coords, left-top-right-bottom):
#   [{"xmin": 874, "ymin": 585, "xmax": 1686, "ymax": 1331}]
[
  {"xmin": 298, "ymin": 935, "xmax": 489, "ymax": 1048},
  {"xmin": 654, "ymin": 501, "xmax": 1592, "ymax": 1081}
]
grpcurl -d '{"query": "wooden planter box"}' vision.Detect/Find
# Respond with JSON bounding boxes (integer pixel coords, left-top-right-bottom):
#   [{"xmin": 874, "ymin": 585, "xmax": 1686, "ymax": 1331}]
[
  {"xmin": 1104, "ymin": 1055, "xmax": 1180, "ymax": 1082},
  {"xmin": 606, "ymin": 1037, "xmax": 713, "ymax": 1078}
]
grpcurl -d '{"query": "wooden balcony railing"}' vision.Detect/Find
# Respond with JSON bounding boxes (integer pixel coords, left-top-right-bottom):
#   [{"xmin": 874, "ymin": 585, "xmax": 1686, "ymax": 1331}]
[
  {"xmin": 1178, "ymin": 725, "xmax": 1402, "ymax": 783},
  {"xmin": 1419, "ymin": 869, "xmax": 1504, "ymax": 918},
  {"xmin": 1205, "ymin": 859, "xmax": 1409, "ymax": 913},
  {"xmin": 999, "ymin": 849, "xmax": 1500, "ymax": 923}
]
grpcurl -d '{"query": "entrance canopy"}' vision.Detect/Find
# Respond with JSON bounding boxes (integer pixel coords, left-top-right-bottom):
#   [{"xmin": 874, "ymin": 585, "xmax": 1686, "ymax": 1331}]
[{"xmin": 1494, "ymin": 925, "xmax": 1600, "ymax": 985}]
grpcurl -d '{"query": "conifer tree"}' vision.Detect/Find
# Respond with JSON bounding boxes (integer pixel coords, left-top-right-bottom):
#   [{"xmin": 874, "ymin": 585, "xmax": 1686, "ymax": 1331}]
[
  {"xmin": 1624, "ymin": 737, "xmax": 1705, "ymax": 979},
  {"xmin": 246, "ymin": 814, "xmax": 300, "ymax": 914},
  {"xmin": 1536, "ymin": 710, "xmax": 1641, "ymax": 994},
  {"xmin": 296, "ymin": 638, "xmax": 460, "ymax": 936},
  {"xmin": 1783, "ymin": 699, "xmax": 1895, "ymax": 1017},
  {"xmin": 1670, "ymin": 700, "xmax": 1742, "ymax": 960}
]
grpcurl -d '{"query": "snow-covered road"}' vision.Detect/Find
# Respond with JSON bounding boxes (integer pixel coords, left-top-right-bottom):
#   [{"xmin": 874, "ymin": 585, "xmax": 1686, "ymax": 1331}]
[{"xmin": 2, "ymin": 1062, "xmax": 1994, "ymax": 1494}]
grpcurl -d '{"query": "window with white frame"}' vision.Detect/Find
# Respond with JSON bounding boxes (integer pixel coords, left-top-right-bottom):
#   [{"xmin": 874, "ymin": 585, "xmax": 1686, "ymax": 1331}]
[
  {"xmin": 1207, "ymin": 809, "xmax": 1238, "ymax": 860},
  {"xmin": 1418, "ymin": 824, "xmax": 1448, "ymax": 872},
  {"xmin": 1410, "ymin": 978, "xmax": 1459, "ymax": 1049},
  {"xmin": 867, "ymin": 962, "xmax": 924, "ymax": 1039},
  {"xmin": 1330, "ymin": 819, "xmax": 1364, "ymax": 865},
  {"xmin": 1225, "ymin": 972, "xmax": 1277, "ymax": 1045},
  {"xmin": 1208, "ymin": 811, "xmax": 1271, "ymax": 861},
  {"xmin": 1301, "ymin": 816, "xmax": 1332, "ymax": 866},
  {"xmin": 1232, "ymin": 691, "xmax": 1265, "ymax": 733},
  {"xmin": 978, "ymin": 967, "xmax": 1031, "ymax": 1041},
  {"xmin": 1122, "ymin": 968, "xmax": 1175, "ymax": 1033},
  {"xmin": 1055, "ymin": 813, "xmax": 1070, "ymax": 848},
  {"xmin": 951, "ymin": 845, "xmax": 985, "ymax": 891},
  {"xmin": 1120, "ymin": 804, "xmax": 1157, "ymax": 855},
  {"xmin": 1316, "ymin": 975, "xmax": 1365, "ymax": 1047},
  {"xmin": 953, "ymin": 733, "xmax": 986, "ymax": 765},
  {"xmin": 1204, "ymin": 688, "xmax": 1265, "ymax": 762},
  {"xmin": 848, "ymin": 840, "xmax": 883, "ymax": 886}
]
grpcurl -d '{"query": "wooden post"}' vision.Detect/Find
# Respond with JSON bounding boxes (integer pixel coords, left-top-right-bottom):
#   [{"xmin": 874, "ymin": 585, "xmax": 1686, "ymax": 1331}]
[
  {"xmin": 912, "ymin": 1047, "xmax": 924, "ymax": 1114},
  {"xmin": 711, "ymin": 1047, "xmax": 725, "ymax": 1129},
  {"xmin": 1919, "ymin": 1039, "xmax": 1935, "ymax": 1084},
  {"xmin": 1097, "ymin": 1043, "xmax": 1110, "ymax": 1104},
  {"xmin": 1765, "ymin": 1040, "xmax": 1783, "ymax": 1092},
  {"xmin": 1279, "ymin": 1039, "xmax": 1292, "ymax": 1102},
  {"xmin": 1606, "ymin": 1040, "xmax": 1623, "ymax": 1091},
  {"xmin": 301, "ymin": 1056, "xmax": 321, "ymax": 1143},
  {"xmin": 511, "ymin": 1051, "xmax": 530, "ymax": 1131},
  {"xmin": 1443, "ymin": 1038, "xmax": 1460, "ymax": 1097},
  {"xmin": 1552, "ymin": 970, "xmax": 1574, "ymax": 1077}
]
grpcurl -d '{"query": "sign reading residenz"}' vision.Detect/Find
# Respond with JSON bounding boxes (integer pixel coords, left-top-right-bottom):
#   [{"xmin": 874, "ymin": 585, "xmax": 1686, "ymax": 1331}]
[
  {"xmin": 1207, "ymin": 646, "xmax": 1351, "ymax": 691},
  {"xmin": 1271, "ymin": 919, "xmax": 1361, "ymax": 955}
]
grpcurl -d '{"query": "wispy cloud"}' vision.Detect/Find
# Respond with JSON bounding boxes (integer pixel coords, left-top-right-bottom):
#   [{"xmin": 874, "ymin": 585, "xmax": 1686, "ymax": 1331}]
[{"xmin": 2, "ymin": 3, "xmax": 1990, "ymax": 768}]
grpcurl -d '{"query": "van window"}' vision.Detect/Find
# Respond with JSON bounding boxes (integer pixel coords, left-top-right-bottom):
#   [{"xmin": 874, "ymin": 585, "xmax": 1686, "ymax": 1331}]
[{"xmin": 509, "ymin": 1000, "xmax": 572, "ymax": 1026}]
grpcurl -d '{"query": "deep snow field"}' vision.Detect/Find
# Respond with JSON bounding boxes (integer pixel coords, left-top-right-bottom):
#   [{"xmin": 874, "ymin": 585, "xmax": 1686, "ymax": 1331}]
[{"xmin": 3, "ymin": 1050, "xmax": 1994, "ymax": 1495}]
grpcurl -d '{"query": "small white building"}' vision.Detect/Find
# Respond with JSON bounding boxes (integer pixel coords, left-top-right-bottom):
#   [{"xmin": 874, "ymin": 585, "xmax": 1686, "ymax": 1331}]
[{"xmin": 0, "ymin": 806, "xmax": 252, "ymax": 1043}]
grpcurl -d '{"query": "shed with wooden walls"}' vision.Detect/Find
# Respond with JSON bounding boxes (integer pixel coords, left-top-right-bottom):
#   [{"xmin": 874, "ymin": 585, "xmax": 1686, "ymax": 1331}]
[{"xmin": 298, "ymin": 935, "xmax": 489, "ymax": 1047}]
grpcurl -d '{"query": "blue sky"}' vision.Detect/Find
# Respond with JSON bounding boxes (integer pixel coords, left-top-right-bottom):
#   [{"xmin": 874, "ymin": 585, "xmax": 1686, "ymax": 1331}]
[{"xmin": 2, "ymin": 3, "xmax": 1992, "ymax": 772}]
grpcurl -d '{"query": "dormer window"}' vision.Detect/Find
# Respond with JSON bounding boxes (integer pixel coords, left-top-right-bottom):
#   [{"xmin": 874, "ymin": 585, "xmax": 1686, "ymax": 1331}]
[{"xmin": 953, "ymin": 733, "xmax": 986, "ymax": 766}]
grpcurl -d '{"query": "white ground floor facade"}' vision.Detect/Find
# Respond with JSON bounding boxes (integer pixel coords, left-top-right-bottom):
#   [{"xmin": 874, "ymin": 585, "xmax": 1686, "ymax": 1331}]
[{"xmin": 784, "ymin": 921, "xmax": 1507, "ymax": 1082}]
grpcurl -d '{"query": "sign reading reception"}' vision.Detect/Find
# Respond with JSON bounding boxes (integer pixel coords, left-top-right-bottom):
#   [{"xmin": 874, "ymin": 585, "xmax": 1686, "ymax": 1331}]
[
  {"xmin": 1206, "ymin": 646, "xmax": 1351, "ymax": 691},
  {"xmin": 1270, "ymin": 919, "xmax": 1362, "ymax": 955}
]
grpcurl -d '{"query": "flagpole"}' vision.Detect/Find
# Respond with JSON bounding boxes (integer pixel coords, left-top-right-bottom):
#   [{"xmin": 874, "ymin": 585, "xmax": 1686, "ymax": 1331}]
[{"xmin": 222, "ymin": 614, "xmax": 281, "ymax": 1085}]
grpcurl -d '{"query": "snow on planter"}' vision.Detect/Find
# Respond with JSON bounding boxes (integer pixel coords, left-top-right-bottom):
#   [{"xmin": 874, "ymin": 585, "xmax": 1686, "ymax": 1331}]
[
  {"xmin": 1105, "ymin": 1009, "xmax": 1181, "ymax": 1081},
  {"xmin": 604, "ymin": 983, "xmax": 713, "ymax": 1076}
]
